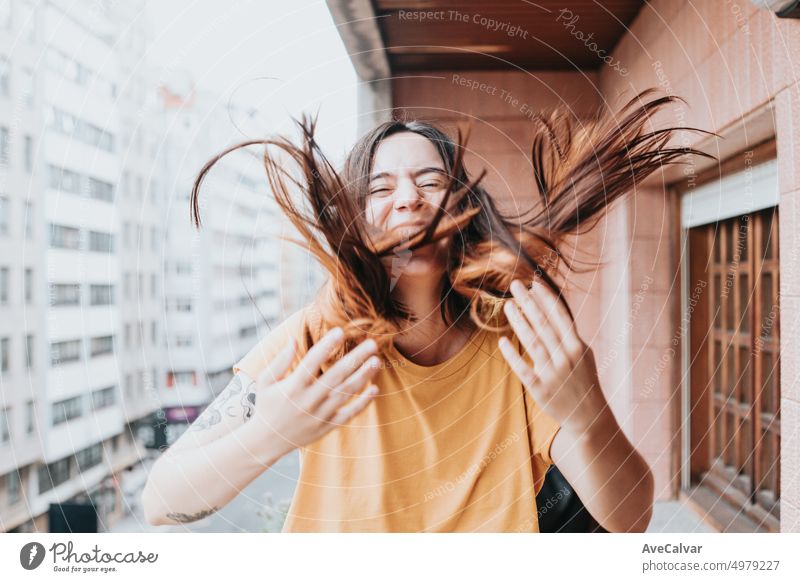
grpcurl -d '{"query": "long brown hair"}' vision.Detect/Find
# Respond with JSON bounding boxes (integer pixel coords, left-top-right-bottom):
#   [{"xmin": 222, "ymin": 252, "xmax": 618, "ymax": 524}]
[{"xmin": 190, "ymin": 87, "xmax": 714, "ymax": 359}]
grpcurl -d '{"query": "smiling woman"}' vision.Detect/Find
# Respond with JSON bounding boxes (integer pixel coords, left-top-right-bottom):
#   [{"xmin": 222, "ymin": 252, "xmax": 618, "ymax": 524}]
[{"xmin": 141, "ymin": 88, "xmax": 715, "ymax": 532}]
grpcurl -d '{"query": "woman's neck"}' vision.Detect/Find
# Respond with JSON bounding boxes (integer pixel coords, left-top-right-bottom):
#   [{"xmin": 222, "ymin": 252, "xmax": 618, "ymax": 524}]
[{"xmin": 390, "ymin": 277, "xmax": 476, "ymax": 366}]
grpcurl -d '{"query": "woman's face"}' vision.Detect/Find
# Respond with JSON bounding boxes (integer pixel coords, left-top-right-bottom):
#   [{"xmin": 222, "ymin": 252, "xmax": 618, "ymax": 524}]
[{"xmin": 364, "ymin": 131, "xmax": 455, "ymax": 281}]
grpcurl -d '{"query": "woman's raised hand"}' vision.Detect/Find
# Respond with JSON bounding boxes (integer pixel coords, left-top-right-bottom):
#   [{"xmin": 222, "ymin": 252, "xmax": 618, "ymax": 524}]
[
  {"xmin": 249, "ymin": 327, "xmax": 382, "ymax": 453},
  {"xmin": 498, "ymin": 278, "xmax": 607, "ymax": 434}
]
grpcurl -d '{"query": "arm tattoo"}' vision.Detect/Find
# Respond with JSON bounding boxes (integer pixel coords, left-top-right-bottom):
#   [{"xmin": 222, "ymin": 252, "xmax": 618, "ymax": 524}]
[
  {"xmin": 242, "ymin": 391, "xmax": 256, "ymax": 420},
  {"xmin": 189, "ymin": 373, "xmax": 257, "ymax": 431},
  {"xmin": 166, "ymin": 507, "xmax": 218, "ymax": 523}
]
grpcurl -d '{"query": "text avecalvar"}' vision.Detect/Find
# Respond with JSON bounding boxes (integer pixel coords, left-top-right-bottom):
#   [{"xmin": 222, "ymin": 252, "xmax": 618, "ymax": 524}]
[{"xmin": 642, "ymin": 544, "xmax": 702, "ymax": 554}]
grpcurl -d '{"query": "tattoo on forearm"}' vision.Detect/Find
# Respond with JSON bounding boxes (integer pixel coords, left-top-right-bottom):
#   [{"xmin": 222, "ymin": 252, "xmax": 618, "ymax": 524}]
[
  {"xmin": 241, "ymin": 391, "xmax": 256, "ymax": 420},
  {"xmin": 166, "ymin": 507, "xmax": 218, "ymax": 523},
  {"xmin": 189, "ymin": 374, "xmax": 257, "ymax": 431}
]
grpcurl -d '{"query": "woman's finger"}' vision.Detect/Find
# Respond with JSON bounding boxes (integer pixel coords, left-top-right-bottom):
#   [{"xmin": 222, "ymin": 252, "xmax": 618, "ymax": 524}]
[
  {"xmin": 529, "ymin": 279, "xmax": 585, "ymax": 364},
  {"xmin": 291, "ymin": 327, "xmax": 346, "ymax": 386},
  {"xmin": 509, "ymin": 280, "xmax": 563, "ymax": 368},
  {"xmin": 256, "ymin": 337, "xmax": 297, "ymax": 387},
  {"xmin": 503, "ymin": 298, "xmax": 550, "ymax": 371},
  {"xmin": 311, "ymin": 338, "xmax": 378, "ymax": 396},
  {"xmin": 498, "ymin": 336, "xmax": 539, "ymax": 388},
  {"xmin": 329, "ymin": 383, "xmax": 379, "ymax": 426},
  {"xmin": 317, "ymin": 356, "xmax": 381, "ymax": 419}
]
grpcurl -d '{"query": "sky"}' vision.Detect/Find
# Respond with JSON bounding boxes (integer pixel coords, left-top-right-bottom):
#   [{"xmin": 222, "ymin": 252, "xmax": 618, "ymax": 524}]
[{"xmin": 145, "ymin": 0, "xmax": 359, "ymax": 161}]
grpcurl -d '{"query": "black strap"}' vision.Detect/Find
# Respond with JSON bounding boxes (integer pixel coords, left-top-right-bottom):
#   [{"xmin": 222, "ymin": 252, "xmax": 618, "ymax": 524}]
[{"xmin": 535, "ymin": 464, "xmax": 608, "ymax": 533}]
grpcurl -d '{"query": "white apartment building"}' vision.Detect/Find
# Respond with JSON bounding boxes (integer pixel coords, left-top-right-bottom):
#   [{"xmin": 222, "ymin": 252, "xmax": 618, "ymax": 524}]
[
  {"xmin": 1, "ymin": 0, "xmax": 161, "ymax": 532},
  {"xmin": 0, "ymin": 0, "xmax": 47, "ymax": 534},
  {"xmin": 1, "ymin": 0, "xmax": 325, "ymax": 533},
  {"xmin": 156, "ymin": 82, "xmax": 290, "ymax": 440}
]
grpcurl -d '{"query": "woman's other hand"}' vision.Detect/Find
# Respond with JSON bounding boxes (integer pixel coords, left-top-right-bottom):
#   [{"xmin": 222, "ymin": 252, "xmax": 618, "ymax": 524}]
[
  {"xmin": 249, "ymin": 327, "xmax": 382, "ymax": 454},
  {"xmin": 498, "ymin": 278, "xmax": 608, "ymax": 434}
]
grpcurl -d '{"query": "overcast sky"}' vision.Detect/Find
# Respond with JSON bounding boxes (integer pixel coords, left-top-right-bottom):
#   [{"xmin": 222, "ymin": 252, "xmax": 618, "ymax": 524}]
[{"xmin": 145, "ymin": 0, "xmax": 359, "ymax": 160}]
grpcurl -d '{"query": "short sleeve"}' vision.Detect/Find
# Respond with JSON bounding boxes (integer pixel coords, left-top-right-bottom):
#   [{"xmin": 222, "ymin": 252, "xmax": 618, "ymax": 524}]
[
  {"xmin": 232, "ymin": 306, "xmax": 313, "ymax": 379},
  {"xmin": 523, "ymin": 389, "xmax": 561, "ymax": 465},
  {"xmin": 512, "ymin": 331, "xmax": 562, "ymax": 466}
]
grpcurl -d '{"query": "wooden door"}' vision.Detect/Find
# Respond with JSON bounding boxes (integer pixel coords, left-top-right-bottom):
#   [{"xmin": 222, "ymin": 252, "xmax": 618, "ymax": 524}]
[{"xmin": 687, "ymin": 206, "xmax": 780, "ymax": 532}]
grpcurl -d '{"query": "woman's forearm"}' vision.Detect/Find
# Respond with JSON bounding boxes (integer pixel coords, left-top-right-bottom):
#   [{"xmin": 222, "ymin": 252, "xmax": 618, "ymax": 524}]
[
  {"xmin": 551, "ymin": 405, "xmax": 655, "ymax": 533},
  {"xmin": 142, "ymin": 419, "xmax": 292, "ymax": 526}
]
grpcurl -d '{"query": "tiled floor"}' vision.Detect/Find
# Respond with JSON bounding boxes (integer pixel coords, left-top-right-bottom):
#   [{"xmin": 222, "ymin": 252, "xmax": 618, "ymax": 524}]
[
  {"xmin": 113, "ymin": 451, "xmax": 716, "ymax": 533},
  {"xmin": 646, "ymin": 500, "xmax": 716, "ymax": 533}
]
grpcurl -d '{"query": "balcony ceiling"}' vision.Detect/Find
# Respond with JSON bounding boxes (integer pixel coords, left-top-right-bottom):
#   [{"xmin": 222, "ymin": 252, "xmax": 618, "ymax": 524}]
[{"xmin": 371, "ymin": 0, "xmax": 645, "ymax": 71}]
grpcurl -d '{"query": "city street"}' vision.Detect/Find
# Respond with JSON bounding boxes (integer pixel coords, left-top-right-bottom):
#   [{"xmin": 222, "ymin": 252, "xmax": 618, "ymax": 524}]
[{"xmin": 111, "ymin": 450, "xmax": 300, "ymax": 533}]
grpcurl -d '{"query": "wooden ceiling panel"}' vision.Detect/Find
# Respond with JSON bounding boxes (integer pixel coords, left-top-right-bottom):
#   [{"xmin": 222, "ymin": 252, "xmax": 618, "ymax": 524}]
[{"xmin": 372, "ymin": 0, "xmax": 645, "ymax": 71}]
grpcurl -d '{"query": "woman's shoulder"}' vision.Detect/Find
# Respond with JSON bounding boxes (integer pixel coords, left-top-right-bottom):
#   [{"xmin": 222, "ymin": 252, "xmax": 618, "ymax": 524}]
[{"xmin": 232, "ymin": 303, "xmax": 318, "ymax": 376}]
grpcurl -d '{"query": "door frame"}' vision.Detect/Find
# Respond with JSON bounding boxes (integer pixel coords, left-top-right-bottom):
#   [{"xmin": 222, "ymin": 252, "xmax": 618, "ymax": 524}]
[{"xmin": 675, "ymin": 139, "xmax": 779, "ymax": 531}]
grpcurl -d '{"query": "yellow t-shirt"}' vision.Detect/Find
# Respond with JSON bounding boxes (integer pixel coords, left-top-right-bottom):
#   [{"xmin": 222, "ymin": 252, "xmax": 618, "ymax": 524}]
[{"xmin": 233, "ymin": 304, "xmax": 561, "ymax": 532}]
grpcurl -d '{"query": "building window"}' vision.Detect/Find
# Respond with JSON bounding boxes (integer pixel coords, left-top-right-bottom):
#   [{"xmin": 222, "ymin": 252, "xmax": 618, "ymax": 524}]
[
  {"xmin": 92, "ymin": 386, "xmax": 116, "ymax": 410},
  {"xmin": 171, "ymin": 297, "xmax": 192, "ymax": 312},
  {"xmin": 1, "ymin": 337, "xmax": 9, "ymax": 373},
  {"xmin": 48, "ymin": 165, "xmax": 115, "ymax": 203},
  {"xmin": 50, "ymin": 339, "xmax": 81, "ymax": 365},
  {"xmin": 75, "ymin": 443, "xmax": 102, "ymax": 472},
  {"xmin": 24, "ymin": 201, "xmax": 33, "ymax": 239},
  {"xmin": 88, "ymin": 177, "xmax": 114, "ymax": 202},
  {"xmin": 49, "ymin": 224, "xmax": 81, "ymax": 250},
  {"xmin": 7, "ymin": 469, "xmax": 20, "ymax": 504},
  {"xmin": 88, "ymin": 231, "xmax": 114, "ymax": 253},
  {"xmin": 0, "ymin": 57, "xmax": 9, "ymax": 97},
  {"xmin": 50, "ymin": 283, "xmax": 80, "ymax": 306},
  {"xmin": 25, "ymin": 401, "xmax": 34, "ymax": 434},
  {"xmin": 24, "ymin": 268, "xmax": 32, "ymax": 303},
  {"xmin": 151, "ymin": 321, "xmax": 157, "ymax": 345},
  {"xmin": 46, "ymin": 48, "xmax": 113, "ymax": 96},
  {"xmin": 48, "ymin": 164, "xmax": 82, "ymax": 194},
  {"xmin": 25, "ymin": 334, "xmax": 33, "ymax": 369},
  {"xmin": 89, "ymin": 335, "xmax": 113, "ymax": 357},
  {"xmin": 24, "ymin": 135, "xmax": 33, "ymax": 173},
  {"xmin": 0, "ymin": 126, "xmax": 8, "ymax": 165},
  {"xmin": 174, "ymin": 335, "xmax": 193, "ymax": 347},
  {"xmin": 239, "ymin": 325, "xmax": 257, "ymax": 339},
  {"xmin": 0, "ymin": 195, "xmax": 8, "ymax": 235},
  {"xmin": 0, "ymin": 407, "xmax": 9, "ymax": 443},
  {"xmin": 167, "ymin": 370, "xmax": 196, "ymax": 387},
  {"xmin": 0, "ymin": 266, "xmax": 8, "ymax": 304},
  {"xmin": 47, "ymin": 107, "xmax": 114, "ymax": 153},
  {"xmin": 89, "ymin": 284, "xmax": 114, "ymax": 306},
  {"xmin": 150, "ymin": 273, "xmax": 157, "ymax": 299},
  {"xmin": 52, "ymin": 395, "xmax": 82, "ymax": 425},
  {"xmin": 21, "ymin": 67, "xmax": 33, "ymax": 107},
  {"xmin": 38, "ymin": 457, "xmax": 71, "ymax": 494},
  {"xmin": 138, "ymin": 369, "xmax": 147, "ymax": 395}
]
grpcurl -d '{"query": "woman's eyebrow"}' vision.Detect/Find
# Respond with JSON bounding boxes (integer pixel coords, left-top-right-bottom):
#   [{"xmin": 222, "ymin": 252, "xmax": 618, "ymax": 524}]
[{"xmin": 368, "ymin": 167, "xmax": 447, "ymax": 182}]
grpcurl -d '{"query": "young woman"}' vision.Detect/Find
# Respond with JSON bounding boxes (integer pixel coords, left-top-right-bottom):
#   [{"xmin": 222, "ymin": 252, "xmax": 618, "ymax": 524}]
[{"xmin": 141, "ymin": 88, "xmax": 711, "ymax": 532}]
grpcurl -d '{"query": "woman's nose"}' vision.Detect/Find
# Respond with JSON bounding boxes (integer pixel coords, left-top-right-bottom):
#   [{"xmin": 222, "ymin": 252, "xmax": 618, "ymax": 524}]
[{"xmin": 393, "ymin": 182, "xmax": 424, "ymax": 211}]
